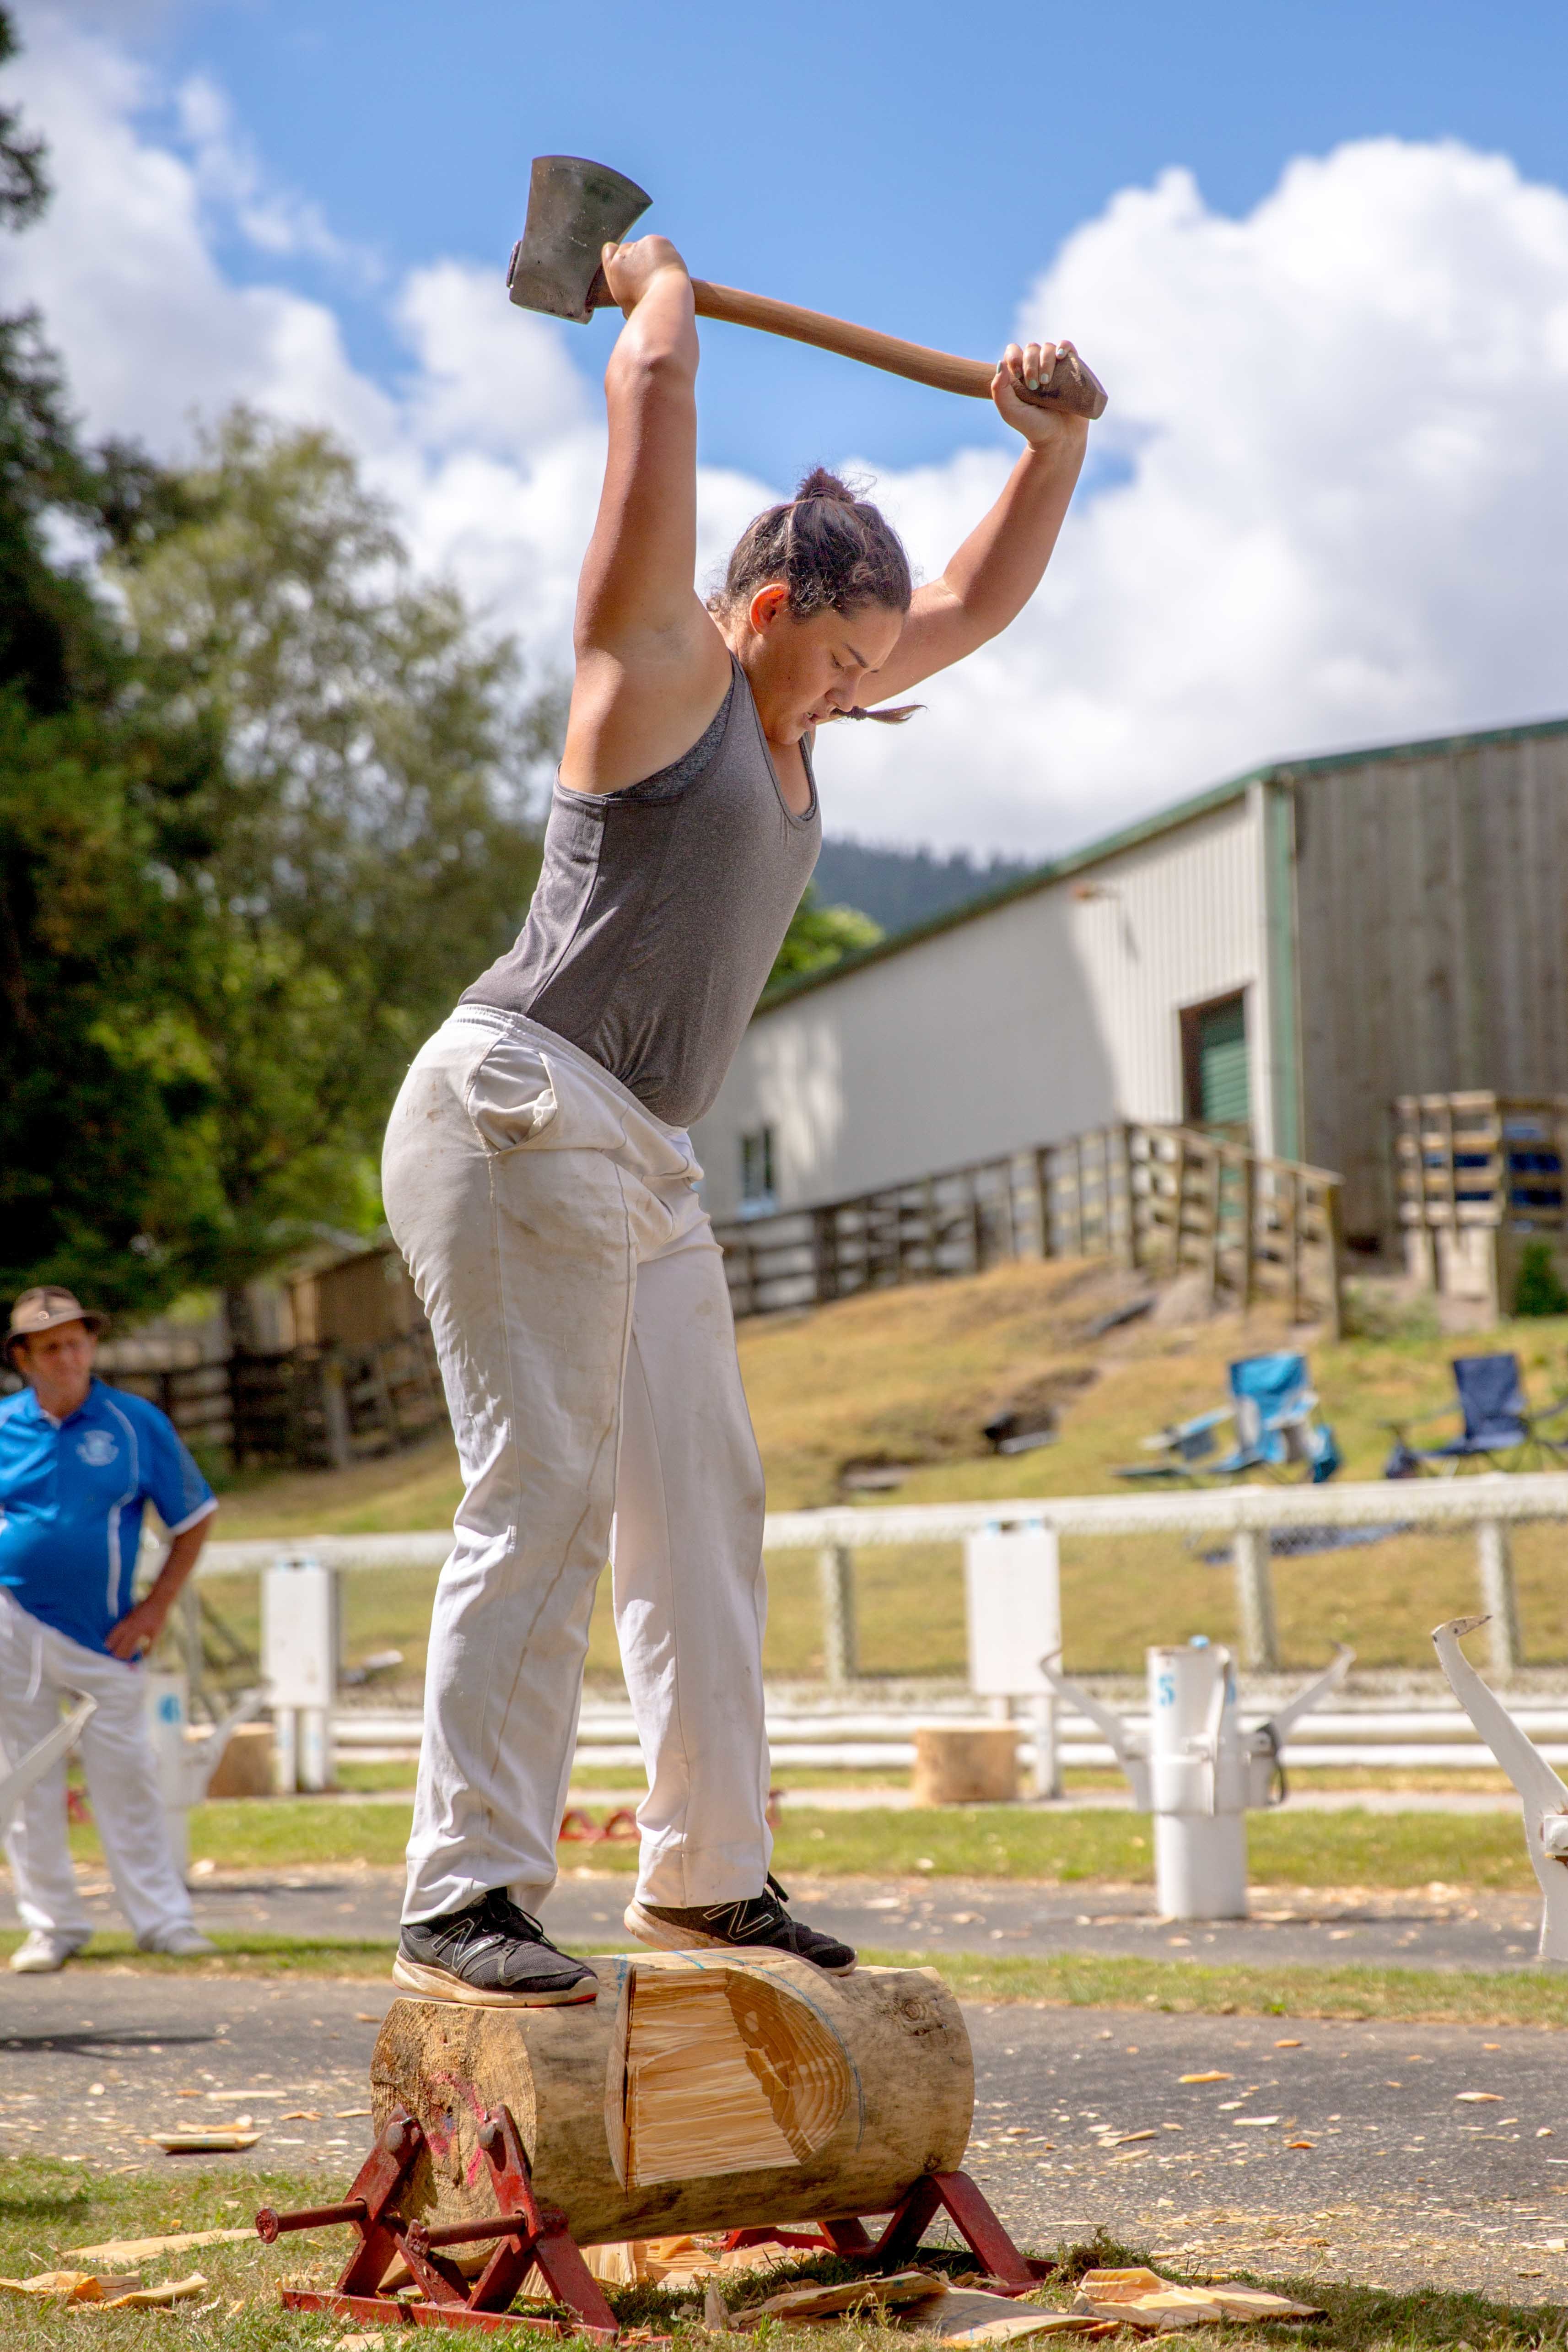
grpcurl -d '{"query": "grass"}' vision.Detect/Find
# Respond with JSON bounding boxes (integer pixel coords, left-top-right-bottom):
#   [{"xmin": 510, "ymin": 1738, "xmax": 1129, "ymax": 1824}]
[
  {"xmin": 6, "ymin": 1925, "xmax": 1568, "ymax": 2026},
  {"xmin": 3, "ymin": 2159, "xmax": 1559, "ymax": 2352},
  {"xmin": 0, "ymin": 1929, "xmax": 392, "ymax": 1978},
  {"xmin": 54, "ymin": 1795, "xmax": 1539, "ymax": 1887},
  {"xmin": 196, "ymin": 1258, "xmax": 1568, "ymax": 1678},
  {"xmin": 868, "ymin": 1947, "xmax": 1568, "ymax": 2025}
]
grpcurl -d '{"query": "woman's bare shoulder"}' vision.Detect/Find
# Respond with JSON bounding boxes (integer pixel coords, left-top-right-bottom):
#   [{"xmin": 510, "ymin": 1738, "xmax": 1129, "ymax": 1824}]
[{"xmin": 560, "ymin": 615, "xmax": 735, "ymax": 796}]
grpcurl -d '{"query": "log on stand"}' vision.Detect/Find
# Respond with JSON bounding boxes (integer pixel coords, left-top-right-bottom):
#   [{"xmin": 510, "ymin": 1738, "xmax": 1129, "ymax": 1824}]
[{"xmin": 258, "ymin": 1952, "xmax": 1051, "ymax": 2340}]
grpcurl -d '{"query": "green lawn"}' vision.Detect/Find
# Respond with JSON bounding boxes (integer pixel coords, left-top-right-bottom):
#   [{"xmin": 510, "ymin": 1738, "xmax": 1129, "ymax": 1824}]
[
  {"xmin": 4, "ymin": 2153, "xmax": 1558, "ymax": 2352},
  {"xmin": 57, "ymin": 1795, "xmax": 1539, "ymax": 1889}
]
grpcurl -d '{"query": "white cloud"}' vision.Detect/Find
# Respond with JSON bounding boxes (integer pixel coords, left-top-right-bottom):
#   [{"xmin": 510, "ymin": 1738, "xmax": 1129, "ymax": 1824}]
[
  {"xmin": 5, "ymin": 8, "xmax": 1568, "ymax": 855},
  {"xmin": 174, "ymin": 71, "xmax": 368, "ymax": 270}
]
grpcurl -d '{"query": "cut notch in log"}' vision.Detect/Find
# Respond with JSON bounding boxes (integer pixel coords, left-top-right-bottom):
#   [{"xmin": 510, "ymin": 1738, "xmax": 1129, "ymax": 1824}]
[{"xmin": 606, "ymin": 1955, "xmax": 852, "ymax": 2189}]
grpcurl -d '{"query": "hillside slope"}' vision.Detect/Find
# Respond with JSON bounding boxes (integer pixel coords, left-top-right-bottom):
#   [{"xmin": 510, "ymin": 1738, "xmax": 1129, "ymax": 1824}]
[{"xmin": 213, "ymin": 1261, "xmax": 1568, "ymax": 1675}]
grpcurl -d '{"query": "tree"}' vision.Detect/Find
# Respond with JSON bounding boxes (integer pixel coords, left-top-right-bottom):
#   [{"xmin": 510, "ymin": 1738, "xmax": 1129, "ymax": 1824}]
[
  {"xmin": 0, "ymin": 5, "xmax": 231, "ymax": 1320},
  {"xmin": 0, "ymin": 3, "xmax": 553, "ymax": 1323},
  {"xmin": 766, "ymin": 884, "xmax": 882, "ymax": 991},
  {"xmin": 111, "ymin": 409, "xmax": 556, "ymax": 1310}
]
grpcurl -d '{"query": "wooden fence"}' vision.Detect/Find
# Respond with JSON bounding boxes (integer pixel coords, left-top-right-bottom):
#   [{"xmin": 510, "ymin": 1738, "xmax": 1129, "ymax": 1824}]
[
  {"xmin": 715, "ymin": 1122, "xmax": 1344, "ymax": 1333},
  {"xmin": 1395, "ymin": 1090, "xmax": 1568, "ymax": 1313},
  {"xmin": 107, "ymin": 1327, "xmax": 447, "ymax": 1472}
]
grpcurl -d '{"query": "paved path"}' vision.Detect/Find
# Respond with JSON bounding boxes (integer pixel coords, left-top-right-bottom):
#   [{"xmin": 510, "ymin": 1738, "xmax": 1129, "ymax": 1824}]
[
  {"xmin": 4, "ymin": 1864, "xmax": 1544, "ymax": 1972},
  {"xmin": 4, "ymin": 1975, "xmax": 1568, "ymax": 2305}
]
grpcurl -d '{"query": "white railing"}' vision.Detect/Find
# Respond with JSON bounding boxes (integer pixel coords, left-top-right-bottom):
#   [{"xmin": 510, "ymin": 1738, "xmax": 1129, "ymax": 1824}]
[
  {"xmin": 193, "ymin": 1472, "xmax": 1568, "ymax": 1688},
  {"xmin": 766, "ymin": 1476, "xmax": 1568, "ymax": 1683},
  {"xmin": 329, "ymin": 1696, "xmax": 1568, "ymax": 1775}
]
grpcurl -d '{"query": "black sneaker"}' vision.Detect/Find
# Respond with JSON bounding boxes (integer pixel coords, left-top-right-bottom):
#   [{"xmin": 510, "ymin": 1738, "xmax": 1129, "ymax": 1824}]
[
  {"xmin": 395, "ymin": 1890, "xmax": 599, "ymax": 2006},
  {"xmin": 624, "ymin": 1872, "xmax": 856, "ymax": 1974}
]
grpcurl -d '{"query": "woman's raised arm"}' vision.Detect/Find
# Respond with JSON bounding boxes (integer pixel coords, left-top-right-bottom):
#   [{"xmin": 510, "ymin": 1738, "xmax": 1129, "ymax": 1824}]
[
  {"xmin": 864, "ymin": 339, "xmax": 1090, "ymax": 706},
  {"xmin": 562, "ymin": 236, "xmax": 732, "ymax": 795}
]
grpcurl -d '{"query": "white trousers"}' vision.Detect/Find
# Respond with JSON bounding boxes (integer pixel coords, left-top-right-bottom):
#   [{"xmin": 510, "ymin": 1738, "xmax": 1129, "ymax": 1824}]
[
  {"xmin": 382, "ymin": 1009, "xmax": 772, "ymax": 1926},
  {"xmin": 0, "ymin": 1589, "xmax": 194, "ymax": 1943}
]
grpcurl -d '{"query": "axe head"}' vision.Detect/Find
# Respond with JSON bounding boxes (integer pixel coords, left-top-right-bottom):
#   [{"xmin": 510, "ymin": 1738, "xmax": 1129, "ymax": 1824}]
[{"xmin": 507, "ymin": 155, "xmax": 652, "ymax": 324}]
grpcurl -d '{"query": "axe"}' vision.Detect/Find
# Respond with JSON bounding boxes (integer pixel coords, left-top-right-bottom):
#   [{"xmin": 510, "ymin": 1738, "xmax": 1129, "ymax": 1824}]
[{"xmin": 507, "ymin": 155, "xmax": 1108, "ymax": 422}]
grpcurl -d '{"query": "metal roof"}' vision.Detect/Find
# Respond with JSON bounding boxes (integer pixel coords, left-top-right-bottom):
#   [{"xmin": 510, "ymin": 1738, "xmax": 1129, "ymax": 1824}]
[{"xmin": 759, "ymin": 708, "xmax": 1568, "ymax": 1015}]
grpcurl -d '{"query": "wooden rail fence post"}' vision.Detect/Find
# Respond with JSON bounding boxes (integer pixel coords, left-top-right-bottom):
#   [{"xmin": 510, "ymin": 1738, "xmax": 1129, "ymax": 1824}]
[
  {"xmin": 818, "ymin": 1545, "xmax": 858, "ymax": 1685},
  {"xmin": 1232, "ymin": 1528, "xmax": 1279, "ymax": 1672},
  {"xmin": 1476, "ymin": 1520, "xmax": 1521, "ymax": 1680}
]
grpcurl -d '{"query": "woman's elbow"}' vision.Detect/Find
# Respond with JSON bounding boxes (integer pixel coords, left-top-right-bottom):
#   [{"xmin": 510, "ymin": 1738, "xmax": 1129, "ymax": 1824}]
[{"xmin": 606, "ymin": 340, "xmax": 697, "ymax": 405}]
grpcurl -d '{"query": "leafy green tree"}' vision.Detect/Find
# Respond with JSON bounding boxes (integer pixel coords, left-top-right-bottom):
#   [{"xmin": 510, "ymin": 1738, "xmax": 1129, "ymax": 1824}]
[
  {"xmin": 0, "ymin": 6, "xmax": 231, "ymax": 1320},
  {"xmin": 767, "ymin": 883, "xmax": 882, "ymax": 990},
  {"xmin": 0, "ymin": 3, "xmax": 551, "ymax": 1326},
  {"xmin": 112, "ymin": 409, "xmax": 555, "ymax": 1317}
]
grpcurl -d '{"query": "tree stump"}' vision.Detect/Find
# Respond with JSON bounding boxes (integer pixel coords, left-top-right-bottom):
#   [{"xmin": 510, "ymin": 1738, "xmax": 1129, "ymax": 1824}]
[
  {"xmin": 370, "ymin": 1952, "xmax": 972, "ymax": 2246},
  {"xmin": 912, "ymin": 1722, "xmax": 1019, "ymax": 1805}
]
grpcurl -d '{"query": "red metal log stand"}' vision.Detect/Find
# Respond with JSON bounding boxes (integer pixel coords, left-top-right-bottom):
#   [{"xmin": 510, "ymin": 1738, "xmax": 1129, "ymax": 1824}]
[
  {"xmin": 256, "ymin": 2105, "xmax": 621, "ymax": 2339},
  {"xmin": 724, "ymin": 2169, "xmax": 1051, "ymax": 2290},
  {"xmin": 257, "ymin": 2109, "xmax": 1047, "ymax": 2338}
]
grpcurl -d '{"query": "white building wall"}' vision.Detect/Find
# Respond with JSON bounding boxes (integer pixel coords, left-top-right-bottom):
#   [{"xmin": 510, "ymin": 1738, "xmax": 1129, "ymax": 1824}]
[{"xmin": 694, "ymin": 793, "xmax": 1271, "ymax": 1222}]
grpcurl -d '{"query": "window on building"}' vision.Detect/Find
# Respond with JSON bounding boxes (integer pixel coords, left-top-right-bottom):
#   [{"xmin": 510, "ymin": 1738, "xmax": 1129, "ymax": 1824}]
[
  {"xmin": 1180, "ymin": 991, "xmax": 1251, "ymax": 1138},
  {"xmin": 738, "ymin": 1125, "xmax": 777, "ymax": 1220}
]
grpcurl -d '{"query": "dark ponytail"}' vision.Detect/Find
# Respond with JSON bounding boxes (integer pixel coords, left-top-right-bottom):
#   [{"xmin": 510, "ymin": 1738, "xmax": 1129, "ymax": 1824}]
[
  {"xmin": 715, "ymin": 468, "xmax": 920, "ymax": 723},
  {"xmin": 718, "ymin": 466, "xmax": 913, "ymax": 625}
]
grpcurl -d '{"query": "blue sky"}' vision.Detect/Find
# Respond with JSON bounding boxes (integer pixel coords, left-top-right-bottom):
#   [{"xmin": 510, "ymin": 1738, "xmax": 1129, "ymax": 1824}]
[
  {"xmin": 111, "ymin": 0, "xmax": 1568, "ymax": 481},
  {"xmin": 9, "ymin": 2, "xmax": 1568, "ymax": 852}
]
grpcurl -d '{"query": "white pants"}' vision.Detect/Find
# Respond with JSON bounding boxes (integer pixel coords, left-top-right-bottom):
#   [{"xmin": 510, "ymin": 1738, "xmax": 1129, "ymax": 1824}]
[
  {"xmin": 382, "ymin": 1009, "xmax": 772, "ymax": 1926},
  {"xmin": 0, "ymin": 1589, "xmax": 194, "ymax": 1944}
]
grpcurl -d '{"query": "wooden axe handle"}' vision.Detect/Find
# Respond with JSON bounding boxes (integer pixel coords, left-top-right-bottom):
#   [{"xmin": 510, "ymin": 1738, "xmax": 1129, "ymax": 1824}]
[{"xmin": 690, "ymin": 280, "xmax": 1107, "ymax": 421}]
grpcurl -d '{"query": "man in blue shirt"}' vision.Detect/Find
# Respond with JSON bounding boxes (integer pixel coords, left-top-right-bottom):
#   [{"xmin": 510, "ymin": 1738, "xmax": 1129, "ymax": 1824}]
[{"xmin": 1, "ymin": 1286, "xmax": 221, "ymax": 1972}]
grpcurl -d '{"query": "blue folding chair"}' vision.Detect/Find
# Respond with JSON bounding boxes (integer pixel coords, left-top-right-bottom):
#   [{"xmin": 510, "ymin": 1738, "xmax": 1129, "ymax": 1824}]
[
  {"xmin": 1117, "ymin": 1351, "xmax": 1341, "ymax": 1484},
  {"xmin": 1382, "ymin": 1353, "xmax": 1568, "ymax": 1476}
]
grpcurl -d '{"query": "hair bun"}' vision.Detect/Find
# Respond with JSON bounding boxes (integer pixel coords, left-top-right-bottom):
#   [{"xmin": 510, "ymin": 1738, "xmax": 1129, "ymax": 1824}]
[{"xmin": 794, "ymin": 465, "xmax": 859, "ymax": 506}]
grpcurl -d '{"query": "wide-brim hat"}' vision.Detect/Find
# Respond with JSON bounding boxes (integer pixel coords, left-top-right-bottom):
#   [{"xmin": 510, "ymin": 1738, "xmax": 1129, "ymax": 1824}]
[{"xmin": 5, "ymin": 1286, "xmax": 105, "ymax": 1364}]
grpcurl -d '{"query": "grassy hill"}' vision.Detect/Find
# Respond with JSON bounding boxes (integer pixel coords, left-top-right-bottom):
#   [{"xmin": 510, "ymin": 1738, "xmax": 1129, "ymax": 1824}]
[{"xmin": 210, "ymin": 1260, "xmax": 1568, "ymax": 1679}]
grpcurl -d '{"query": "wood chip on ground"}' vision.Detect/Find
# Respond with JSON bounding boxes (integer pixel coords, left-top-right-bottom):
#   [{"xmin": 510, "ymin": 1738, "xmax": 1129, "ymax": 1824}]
[
  {"xmin": 148, "ymin": 2129, "xmax": 261, "ymax": 2153},
  {"xmin": 63, "ymin": 2229, "xmax": 255, "ymax": 2263},
  {"xmin": 1072, "ymin": 2268, "xmax": 1322, "ymax": 2331},
  {"xmin": 735, "ymin": 2268, "xmax": 948, "ymax": 2326}
]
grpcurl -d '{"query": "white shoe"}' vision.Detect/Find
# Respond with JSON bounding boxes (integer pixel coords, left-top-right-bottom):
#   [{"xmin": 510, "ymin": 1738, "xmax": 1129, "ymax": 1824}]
[
  {"xmin": 9, "ymin": 1929, "xmax": 90, "ymax": 1974},
  {"xmin": 137, "ymin": 1923, "xmax": 216, "ymax": 1957}
]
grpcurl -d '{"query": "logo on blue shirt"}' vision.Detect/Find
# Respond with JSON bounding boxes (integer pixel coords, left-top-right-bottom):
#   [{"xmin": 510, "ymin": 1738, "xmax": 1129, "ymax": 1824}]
[{"xmin": 75, "ymin": 1431, "xmax": 120, "ymax": 1468}]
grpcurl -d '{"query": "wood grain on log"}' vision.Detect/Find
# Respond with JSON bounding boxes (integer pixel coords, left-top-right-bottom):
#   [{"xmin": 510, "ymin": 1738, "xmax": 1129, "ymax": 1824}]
[{"xmin": 370, "ymin": 1953, "xmax": 972, "ymax": 2246}]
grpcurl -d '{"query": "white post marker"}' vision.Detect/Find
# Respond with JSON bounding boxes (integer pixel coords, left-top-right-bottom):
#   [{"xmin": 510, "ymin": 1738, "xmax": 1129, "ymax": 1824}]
[
  {"xmin": 143, "ymin": 1667, "xmax": 267, "ymax": 1877},
  {"xmin": 1040, "ymin": 1636, "xmax": 1353, "ymax": 1920},
  {"xmin": 263, "ymin": 1556, "xmax": 338, "ymax": 1793},
  {"xmin": 964, "ymin": 1521, "xmax": 1061, "ymax": 1799},
  {"xmin": 144, "ymin": 1665, "xmax": 193, "ymax": 1876}
]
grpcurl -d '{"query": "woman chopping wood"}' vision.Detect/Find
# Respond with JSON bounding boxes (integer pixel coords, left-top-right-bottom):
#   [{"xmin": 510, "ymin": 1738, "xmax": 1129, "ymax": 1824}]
[{"xmin": 381, "ymin": 232, "xmax": 1091, "ymax": 2004}]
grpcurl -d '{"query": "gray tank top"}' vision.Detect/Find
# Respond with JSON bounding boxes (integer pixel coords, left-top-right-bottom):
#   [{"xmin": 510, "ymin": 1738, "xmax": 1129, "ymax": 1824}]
[{"xmin": 462, "ymin": 657, "xmax": 820, "ymax": 1128}]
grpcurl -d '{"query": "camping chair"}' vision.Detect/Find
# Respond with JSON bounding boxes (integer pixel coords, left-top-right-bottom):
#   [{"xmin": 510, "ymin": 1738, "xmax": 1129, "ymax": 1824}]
[
  {"xmin": 1115, "ymin": 1351, "xmax": 1342, "ymax": 1484},
  {"xmin": 1382, "ymin": 1353, "xmax": 1568, "ymax": 1476}
]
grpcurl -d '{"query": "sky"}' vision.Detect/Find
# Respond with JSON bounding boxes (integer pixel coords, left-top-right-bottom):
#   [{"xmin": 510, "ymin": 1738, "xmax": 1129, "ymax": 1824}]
[{"xmin": 5, "ymin": 1, "xmax": 1568, "ymax": 855}]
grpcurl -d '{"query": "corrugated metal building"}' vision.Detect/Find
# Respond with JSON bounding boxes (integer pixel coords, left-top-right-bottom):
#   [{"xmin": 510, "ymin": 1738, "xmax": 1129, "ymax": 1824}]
[{"xmin": 692, "ymin": 713, "xmax": 1568, "ymax": 1251}]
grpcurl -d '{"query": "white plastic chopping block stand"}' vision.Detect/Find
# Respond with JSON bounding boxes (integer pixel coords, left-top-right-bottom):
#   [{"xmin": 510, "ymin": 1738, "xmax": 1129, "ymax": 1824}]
[
  {"xmin": 1434, "ymin": 1613, "xmax": 1568, "ymax": 1961},
  {"xmin": 1040, "ymin": 1636, "xmax": 1353, "ymax": 1919},
  {"xmin": 263, "ymin": 1556, "xmax": 339, "ymax": 1793},
  {"xmin": 144, "ymin": 1668, "xmax": 265, "ymax": 1877}
]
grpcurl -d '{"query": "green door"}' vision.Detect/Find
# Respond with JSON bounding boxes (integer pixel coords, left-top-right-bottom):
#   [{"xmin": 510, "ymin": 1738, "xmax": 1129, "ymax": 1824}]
[{"xmin": 1184, "ymin": 993, "xmax": 1250, "ymax": 1134}]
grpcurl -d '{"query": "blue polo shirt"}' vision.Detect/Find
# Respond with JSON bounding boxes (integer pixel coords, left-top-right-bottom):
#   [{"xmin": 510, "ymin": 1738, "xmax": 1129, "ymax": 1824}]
[{"xmin": 0, "ymin": 1378, "xmax": 217, "ymax": 1657}]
